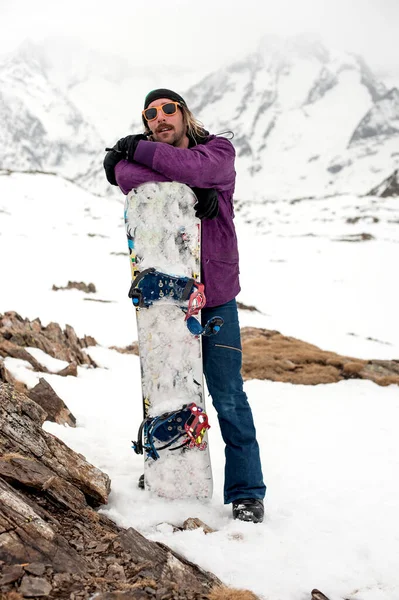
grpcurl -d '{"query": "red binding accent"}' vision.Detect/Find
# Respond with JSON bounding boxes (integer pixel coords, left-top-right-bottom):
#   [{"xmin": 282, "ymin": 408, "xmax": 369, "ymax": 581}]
[
  {"xmin": 184, "ymin": 403, "xmax": 210, "ymax": 449},
  {"xmin": 185, "ymin": 282, "xmax": 206, "ymax": 320}
]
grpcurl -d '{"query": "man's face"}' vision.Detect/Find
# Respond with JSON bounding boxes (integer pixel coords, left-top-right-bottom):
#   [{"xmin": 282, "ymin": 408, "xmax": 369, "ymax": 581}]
[{"xmin": 145, "ymin": 98, "xmax": 188, "ymax": 148}]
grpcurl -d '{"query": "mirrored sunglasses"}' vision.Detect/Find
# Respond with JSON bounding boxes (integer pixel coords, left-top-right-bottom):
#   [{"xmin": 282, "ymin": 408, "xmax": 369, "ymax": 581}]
[{"xmin": 142, "ymin": 101, "xmax": 180, "ymax": 122}]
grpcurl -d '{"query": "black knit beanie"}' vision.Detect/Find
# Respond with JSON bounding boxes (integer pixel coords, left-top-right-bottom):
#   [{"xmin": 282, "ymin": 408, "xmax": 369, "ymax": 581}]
[{"xmin": 143, "ymin": 88, "xmax": 187, "ymax": 109}]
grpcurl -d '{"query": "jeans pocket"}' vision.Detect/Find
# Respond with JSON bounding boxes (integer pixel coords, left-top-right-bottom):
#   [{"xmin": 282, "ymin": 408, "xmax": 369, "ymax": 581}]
[{"xmin": 215, "ymin": 343, "xmax": 242, "ymax": 353}]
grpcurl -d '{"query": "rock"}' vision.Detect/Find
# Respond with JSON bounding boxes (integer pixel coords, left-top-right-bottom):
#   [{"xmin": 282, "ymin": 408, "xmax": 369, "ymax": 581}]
[
  {"xmin": 0, "ymin": 357, "xmax": 28, "ymax": 393},
  {"xmin": 349, "ymin": 88, "xmax": 399, "ymax": 146},
  {"xmin": 311, "ymin": 590, "xmax": 331, "ymax": 600},
  {"xmin": 57, "ymin": 362, "xmax": 78, "ymax": 377},
  {"xmin": 109, "ymin": 343, "xmax": 139, "ymax": 356},
  {"xmin": 86, "ymin": 543, "xmax": 110, "ymax": 554},
  {"xmin": 240, "ymin": 327, "xmax": 399, "ymax": 386},
  {"xmin": 183, "ymin": 518, "xmax": 216, "ymax": 534},
  {"xmin": 367, "ymin": 168, "xmax": 399, "ymax": 197},
  {"xmin": 0, "ymin": 384, "xmax": 110, "ymax": 506},
  {"xmin": 23, "ymin": 563, "xmax": 46, "ymax": 576},
  {"xmin": 90, "ymin": 591, "xmax": 151, "ymax": 599},
  {"xmin": 334, "ymin": 232, "xmax": 375, "ymax": 242},
  {"xmin": 0, "ymin": 564, "xmax": 24, "ymax": 585},
  {"xmin": 52, "ymin": 281, "xmax": 97, "ymax": 293},
  {"xmin": 28, "ymin": 378, "xmax": 76, "ymax": 427},
  {"xmin": 236, "ymin": 302, "xmax": 260, "ymax": 313},
  {"xmin": 208, "ymin": 586, "xmax": 260, "ymax": 600},
  {"xmin": 0, "ymin": 455, "xmax": 87, "ymax": 511},
  {"xmin": 0, "ymin": 338, "xmax": 48, "ymax": 371},
  {"xmin": 105, "ymin": 563, "xmax": 126, "ymax": 581},
  {"xmin": 0, "ymin": 311, "xmax": 96, "ymax": 367},
  {"xmin": 19, "ymin": 575, "xmax": 52, "ymax": 597},
  {"xmin": 0, "ymin": 381, "xmax": 226, "ymax": 599}
]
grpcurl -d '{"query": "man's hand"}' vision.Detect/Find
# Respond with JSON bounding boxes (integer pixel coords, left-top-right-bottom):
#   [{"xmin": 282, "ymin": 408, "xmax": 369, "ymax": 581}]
[
  {"xmin": 192, "ymin": 187, "xmax": 219, "ymax": 220},
  {"xmin": 116, "ymin": 134, "xmax": 149, "ymax": 162},
  {"xmin": 103, "ymin": 134, "xmax": 149, "ymax": 186}
]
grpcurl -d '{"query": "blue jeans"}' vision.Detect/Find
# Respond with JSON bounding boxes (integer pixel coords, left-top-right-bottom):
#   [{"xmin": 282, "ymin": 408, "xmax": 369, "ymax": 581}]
[{"xmin": 201, "ymin": 299, "xmax": 266, "ymax": 504}]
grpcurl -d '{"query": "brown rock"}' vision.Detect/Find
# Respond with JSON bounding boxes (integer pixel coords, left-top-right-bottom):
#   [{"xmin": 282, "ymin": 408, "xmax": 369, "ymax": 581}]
[
  {"xmin": 0, "ymin": 358, "xmax": 27, "ymax": 393},
  {"xmin": 241, "ymin": 327, "xmax": 399, "ymax": 386},
  {"xmin": 0, "ymin": 384, "xmax": 110, "ymax": 506},
  {"xmin": 208, "ymin": 585, "xmax": 260, "ymax": 600},
  {"xmin": 28, "ymin": 378, "xmax": 76, "ymax": 427},
  {"xmin": 183, "ymin": 518, "xmax": 215, "ymax": 534},
  {"xmin": 0, "ymin": 339, "xmax": 48, "ymax": 372},
  {"xmin": 91, "ymin": 591, "xmax": 151, "ymax": 599},
  {"xmin": 209, "ymin": 586, "xmax": 260, "ymax": 600},
  {"xmin": 19, "ymin": 575, "xmax": 52, "ymax": 597},
  {"xmin": 57, "ymin": 362, "xmax": 78, "ymax": 377},
  {"xmin": 311, "ymin": 590, "xmax": 331, "ymax": 600},
  {"xmin": 0, "ymin": 311, "xmax": 96, "ymax": 367},
  {"xmin": 0, "ymin": 455, "xmax": 87, "ymax": 511},
  {"xmin": 0, "ymin": 476, "xmax": 89, "ymax": 573},
  {"xmin": 0, "ymin": 564, "xmax": 24, "ymax": 585},
  {"xmin": 52, "ymin": 281, "xmax": 96, "ymax": 293},
  {"xmin": 23, "ymin": 563, "xmax": 46, "ymax": 577},
  {"xmin": 105, "ymin": 563, "xmax": 126, "ymax": 581},
  {"xmin": 81, "ymin": 335, "xmax": 97, "ymax": 348},
  {"xmin": 110, "ymin": 343, "xmax": 139, "ymax": 356},
  {"xmin": 236, "ymin": 302, "xmax": 260, "ymax": 313},
  {"xmin": 342, "ymin": 362, "xmax": 364, "ymax": 376}
]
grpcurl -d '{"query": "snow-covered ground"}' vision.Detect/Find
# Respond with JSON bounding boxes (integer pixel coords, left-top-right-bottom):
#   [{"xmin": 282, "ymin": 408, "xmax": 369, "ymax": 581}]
[{"xmin": 1, "ymin": 171, "xmax": 399, "ymax": 600}]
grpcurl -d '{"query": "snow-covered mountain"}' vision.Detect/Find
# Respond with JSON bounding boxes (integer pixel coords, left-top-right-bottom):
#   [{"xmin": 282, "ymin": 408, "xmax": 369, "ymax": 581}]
[
  {"xmin": 1, "ymin": 35, "xmax": 399, "ymax": 201},
  {"xmin": 0, "ymin": 42, "xmax": 105, "ymax": 183},
  {"xmin": 13, "ymin": 38, "xmax": 201, "ymax": 142},
  {"xmin": 184, "ymin": 35, "xmax": 399, "ymax": 200}
]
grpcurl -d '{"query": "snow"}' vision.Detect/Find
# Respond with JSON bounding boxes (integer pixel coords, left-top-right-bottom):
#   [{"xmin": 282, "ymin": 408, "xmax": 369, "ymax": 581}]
[
  {"xmin": 25, "ymin": 347, "xmax": 69, "ymax": 372},
  {"xmin": 1, "ymin": 170, "xmax": 399, "ymax": 599}
]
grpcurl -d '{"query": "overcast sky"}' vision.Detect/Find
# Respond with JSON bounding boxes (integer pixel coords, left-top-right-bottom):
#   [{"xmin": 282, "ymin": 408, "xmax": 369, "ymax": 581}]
[{"xmin": 1, "ymin": 0, "xmax": 398, "ymax": 74}]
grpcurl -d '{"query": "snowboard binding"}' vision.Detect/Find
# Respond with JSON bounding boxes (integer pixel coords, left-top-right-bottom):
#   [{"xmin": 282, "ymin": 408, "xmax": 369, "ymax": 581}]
[
  {"xmin": 132, "ymin": 403, "xmax": 210, "ymax": 461},
  {"xmin": 128, "ymin": 268, "xmax": 224, "ymax": 337}
]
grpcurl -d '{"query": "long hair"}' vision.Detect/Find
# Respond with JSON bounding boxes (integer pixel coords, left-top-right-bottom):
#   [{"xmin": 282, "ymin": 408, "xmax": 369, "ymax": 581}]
[{"xmin": 143, "ymin": 104, "xmax": 207, "ymax": 143}]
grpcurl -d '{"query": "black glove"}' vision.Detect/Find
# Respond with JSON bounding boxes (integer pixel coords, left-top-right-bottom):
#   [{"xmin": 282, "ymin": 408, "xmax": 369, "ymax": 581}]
[
  {"xmin": 115, "ymin": 134, "xmax": 149, "ymax": 162},
  {"xmin": 192, "ymin": 187, "xmax": 219, "ymax": 220},
  {"xmin": 103, "ymin": 146, "xmax": 122, "ymax": 186},
  {"xmin": 103, "ymin": 134, "xmax": 149, "ymax": 186}
]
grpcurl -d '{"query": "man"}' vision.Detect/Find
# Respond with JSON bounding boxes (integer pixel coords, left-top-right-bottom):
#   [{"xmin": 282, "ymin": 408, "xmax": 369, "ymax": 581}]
[{"xmin": 103, "ymin": 89, "xmax": 266, "ymax": 523}]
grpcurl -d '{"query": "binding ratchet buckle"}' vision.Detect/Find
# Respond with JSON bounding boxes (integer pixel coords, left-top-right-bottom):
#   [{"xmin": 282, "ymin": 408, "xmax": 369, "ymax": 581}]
[
  {"xmin": 132, "ymin": 403, "xmax": 210, "ymax": 461},
  {"xmin": 185, "ymin": 282, "xmax": 206, "ymax": 319}
]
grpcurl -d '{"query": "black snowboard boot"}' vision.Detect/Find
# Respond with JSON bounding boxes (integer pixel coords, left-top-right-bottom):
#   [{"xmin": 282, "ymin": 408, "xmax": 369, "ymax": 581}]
[{"xmin": 232, "ymin": 498, "xmax": 264, "ymax": 523}]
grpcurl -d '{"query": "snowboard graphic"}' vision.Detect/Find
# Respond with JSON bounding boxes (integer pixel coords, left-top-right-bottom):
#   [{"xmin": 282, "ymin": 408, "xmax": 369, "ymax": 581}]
[{"xmin": 124, "ymin": 182, "xmax": 214, "ymax": 499}]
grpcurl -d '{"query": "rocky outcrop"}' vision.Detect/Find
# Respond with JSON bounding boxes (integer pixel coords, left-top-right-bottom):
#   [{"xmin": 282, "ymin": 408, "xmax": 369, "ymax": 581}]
[
  {"xmin": 0, "ymin": 311, "xmax": 97, "ymax": 368},
  {"xmin": 349, "ymin": 88, "xmax": 399, "ymax": 145},
  {"xmin": 0, "ymin": 384, "xmax": 109, "ymax": 507},
  {"xmin": 28, "ymin": 377, "xmax": 76, "ymax": 427},
  {"xmin": 241, "ymin": 328, "xmax": 399, "ymax": 386},
  {"xmin": 0, "ymin": 382, "xmax": 256, "ymax": 600},
  {"xmin": 52, "ymin": 281, "xmax": 97, "ymax": 293},
  {"xmin": 367, "ymin": 168, "xmax": 399, "ymax": 197}
]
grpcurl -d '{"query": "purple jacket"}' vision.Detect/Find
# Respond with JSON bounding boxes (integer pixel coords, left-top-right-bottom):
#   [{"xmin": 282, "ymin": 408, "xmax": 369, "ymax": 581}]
[{"xmin": 115, "ymin": 135, "xmax": 240, "ymax": 307}]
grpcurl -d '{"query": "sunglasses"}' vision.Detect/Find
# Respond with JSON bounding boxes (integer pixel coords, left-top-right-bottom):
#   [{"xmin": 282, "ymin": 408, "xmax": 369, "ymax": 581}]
[{"xmin": 142, "ymin": 101, "xmax": 180, "ymax": 122}]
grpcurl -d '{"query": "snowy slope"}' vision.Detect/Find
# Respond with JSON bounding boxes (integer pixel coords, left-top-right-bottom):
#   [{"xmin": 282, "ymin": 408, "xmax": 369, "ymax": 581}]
[{"xmin": 1, "ymin": 170, "xmax": 399, "ymax": 599}]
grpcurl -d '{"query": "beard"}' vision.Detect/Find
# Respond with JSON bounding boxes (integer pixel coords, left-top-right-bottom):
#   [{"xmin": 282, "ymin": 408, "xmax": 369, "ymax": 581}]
[{"xmin": 152, "ymin": 124, "xmax": 187, "ymax": 147}]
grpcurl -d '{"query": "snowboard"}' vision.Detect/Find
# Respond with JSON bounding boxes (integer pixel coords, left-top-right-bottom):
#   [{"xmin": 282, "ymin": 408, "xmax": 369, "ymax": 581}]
[{"xmin": 124, "ymin": 181, "xmax": 213, "ymax": 499}]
